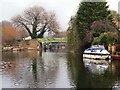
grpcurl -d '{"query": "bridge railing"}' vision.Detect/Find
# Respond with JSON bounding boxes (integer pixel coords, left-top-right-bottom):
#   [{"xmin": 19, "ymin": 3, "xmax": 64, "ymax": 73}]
[{"xmin": 38, "ymin": 38, "xmax": 67, "ymax": 43}]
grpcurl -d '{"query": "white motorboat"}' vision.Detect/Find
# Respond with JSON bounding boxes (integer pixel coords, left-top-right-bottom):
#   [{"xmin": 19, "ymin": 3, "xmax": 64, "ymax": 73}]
[{"xmin": 83, "ymin": 45, "xmax": 110, "ymax": 59}]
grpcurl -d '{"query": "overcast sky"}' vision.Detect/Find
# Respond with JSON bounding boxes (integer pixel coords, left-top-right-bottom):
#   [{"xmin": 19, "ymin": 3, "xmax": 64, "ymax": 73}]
[{"xmin": 0, "ymin": 0, "xmax": 120, "ymax": 31}]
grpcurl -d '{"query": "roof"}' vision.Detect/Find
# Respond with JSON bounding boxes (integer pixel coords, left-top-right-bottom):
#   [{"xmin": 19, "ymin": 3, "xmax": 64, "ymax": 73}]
[{"xmin": 111, "ymin": 44, "xmax": 120, "ymax": 46}]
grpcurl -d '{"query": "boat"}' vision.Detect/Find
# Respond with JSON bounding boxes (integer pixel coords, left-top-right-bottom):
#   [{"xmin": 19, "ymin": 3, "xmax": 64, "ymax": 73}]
[
  {"xmin": 83, "ymin": 45, "xmax": 110, "ymax": 59},
  {"xmin": 111, "ymin": 55, "xmax": 120, "ymax": 60}
]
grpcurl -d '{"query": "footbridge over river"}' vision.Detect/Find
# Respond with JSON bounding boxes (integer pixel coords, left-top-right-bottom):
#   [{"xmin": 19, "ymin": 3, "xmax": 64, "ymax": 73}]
[
  {"xmin": 38, "ymin": 38, "xmax": 67, "ymax": 50},
  {"xmin": 38, "ymin": 38, "xmax": 67, "ymax": 43}
]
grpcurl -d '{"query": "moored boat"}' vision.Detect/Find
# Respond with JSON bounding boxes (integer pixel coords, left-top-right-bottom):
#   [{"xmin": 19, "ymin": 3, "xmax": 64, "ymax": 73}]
[{"xmin": 83, "ymin": 45, "xmax": 110, "ymax": 59}]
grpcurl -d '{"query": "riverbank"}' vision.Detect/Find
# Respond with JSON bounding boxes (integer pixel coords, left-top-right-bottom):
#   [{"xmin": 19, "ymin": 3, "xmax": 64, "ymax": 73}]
[
  {"xmin": 1, "ymin": 46, "xmax": 40, "ymax": 52},
  {"xmin": 1, "ymin": 39, "xmax": 41, "ymax": 52}
]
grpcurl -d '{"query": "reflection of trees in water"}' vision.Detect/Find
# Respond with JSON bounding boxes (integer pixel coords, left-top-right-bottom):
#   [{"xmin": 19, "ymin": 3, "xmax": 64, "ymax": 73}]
[
  {"xmin": 66, "ymin": 53, "xmax": 120, "ymax": 88},
  {"xmin": 2, "ymin": 51, "xmax": 61, "ymax": 88},
  {"xmin": 39, "ymin": 51, "xmax": 44, "ymax": 73},
  {"xmin": 28, "ymin": 51, "xmax": 40, "ymax": 85},
  {"xmin": 3, "ymin": 51, "xmax": 120, "ymax": 88},
  {"xmin": 2, "ymin": 52, "xmax": 18, "ymax": 75},
  {"xmin": 111, "ymin": 61, "xmax": 120, "ymax": 87},
  {"xmin": 2, "ymin": 51, "xmax": 39, "ymax": 88},
  {"xmin": 2, "ymin": 52, "xmax": 16, "ymax": 61},
  {"xmin": 32, "ymin": 58, "xmax": 37, "ymax": 84},
  {"xmin": 36, "ymin": 52, "xmax": 60, "ymax": 88}
]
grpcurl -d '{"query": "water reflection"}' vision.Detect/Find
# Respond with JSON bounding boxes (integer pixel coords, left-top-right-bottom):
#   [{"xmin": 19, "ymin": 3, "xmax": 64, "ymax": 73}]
[
  {"xmin": 83, "ymin": 58, "xmax": 109, "ymax": 74},
  {"xmin": 66, "ymin": 53, "xmax": 120, "ymax": 88},
  {"xmin": 2, "ymin": 51, "xmax": 120, "ymax": 88},
  {"xmin": 2, "ymin": 50, "xmax": 72, "ymax": 88},
  {"xmin": 113, "ymin": 81, "xmax": 120, "ymax": 90}
]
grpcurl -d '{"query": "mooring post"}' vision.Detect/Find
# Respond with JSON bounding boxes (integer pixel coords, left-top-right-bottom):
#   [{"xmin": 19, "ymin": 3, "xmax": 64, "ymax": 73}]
[{"xmin": 109, "ymin": 55, "xmax": 112, "ymax": 63}]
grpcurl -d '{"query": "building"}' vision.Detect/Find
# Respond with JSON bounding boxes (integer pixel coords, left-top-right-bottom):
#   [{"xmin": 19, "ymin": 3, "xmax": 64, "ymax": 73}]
[
  {"xmin": 116, "ymin": 22, "xmax": 120, "ymax": 30},
  {"xmin": 108, "ymin": 44, "xmax": 120, "ymax": 53}
]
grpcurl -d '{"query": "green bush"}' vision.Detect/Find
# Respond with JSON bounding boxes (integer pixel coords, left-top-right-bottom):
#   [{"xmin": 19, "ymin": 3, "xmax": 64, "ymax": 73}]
[{"xmin": 92, "ymin": 33, "xmax": 113, "ymax": 47}]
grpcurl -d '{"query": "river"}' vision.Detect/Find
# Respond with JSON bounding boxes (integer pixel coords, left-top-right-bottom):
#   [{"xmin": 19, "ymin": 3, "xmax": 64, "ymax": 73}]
[{"xmin": 1, "ymin": 50, "xmax": 120, "ymax": 89}]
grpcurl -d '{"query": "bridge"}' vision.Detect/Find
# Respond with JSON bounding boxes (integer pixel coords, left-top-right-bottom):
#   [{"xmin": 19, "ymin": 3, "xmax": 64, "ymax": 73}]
[
  {"xmin": 38, "ymin": 38, "xmax": 67, "ymax": 50},
  {"xmin": 38, "ymin": 38, "xmax": 67, "ymax": 43}
]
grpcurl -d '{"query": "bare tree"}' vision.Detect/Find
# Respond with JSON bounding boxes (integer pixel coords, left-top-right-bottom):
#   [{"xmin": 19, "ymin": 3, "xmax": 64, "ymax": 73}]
[
  {"xmin": 2, "ymin": 25, "xmax": 19, "ymax": 46},
  {"xmin": 1, "ymin": 21, "xmax": 12, "ymax": 27},
  {"xmin": 91, "ymin": 20, "xmax": 118, "ymax": 37},
  {"xmin": 19, "ymin": 29, "xmax": 29, "ymax": 39},
  {"xmin": 12, "ymin": 6, "xmax": 59, "ymax": 39}
]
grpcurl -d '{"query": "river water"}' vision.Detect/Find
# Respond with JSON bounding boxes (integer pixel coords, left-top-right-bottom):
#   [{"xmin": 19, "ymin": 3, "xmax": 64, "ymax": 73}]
[{"xmin": 1, "ymin": 50, "xmax": 120, "ymax": 89}]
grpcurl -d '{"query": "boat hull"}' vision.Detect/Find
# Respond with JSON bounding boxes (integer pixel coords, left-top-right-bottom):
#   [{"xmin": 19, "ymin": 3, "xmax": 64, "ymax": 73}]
[{"xmin": 83, "ymin": 53, "xmax": 109, "ymax": 60}]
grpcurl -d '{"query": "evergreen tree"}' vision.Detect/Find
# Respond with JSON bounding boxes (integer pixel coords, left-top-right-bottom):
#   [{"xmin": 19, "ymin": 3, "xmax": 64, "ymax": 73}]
[
  {"xmin": 75, "ymin": 2, "xmax": 113, "ymax": 39},
  {"xmin": 67, "ymin": 1, "xmax": 116, "ymax": 53}
]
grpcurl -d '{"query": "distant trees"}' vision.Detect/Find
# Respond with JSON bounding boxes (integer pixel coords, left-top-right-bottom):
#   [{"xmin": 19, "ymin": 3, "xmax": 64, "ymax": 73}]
[
  {"xmin": 1, "ymin": 21, "xmax": 12, "ymax": 27},
  {"xmin": 53, "ymin": 31, "xmax": 67, "ymax": 38},
  {"xmin": 111, "ymin": 10, "xmax": 120, "ymax": 22},
  {"xmin": 12, "ymin": 6, "xmax": 59, "ymax": 39},
  {"xmin": 2, "ymin": 25, "xmax": 19, "ymax": 46},
  {"xmin": 1, "ymin": 21, "xmax": 29, "ymax": 46}
]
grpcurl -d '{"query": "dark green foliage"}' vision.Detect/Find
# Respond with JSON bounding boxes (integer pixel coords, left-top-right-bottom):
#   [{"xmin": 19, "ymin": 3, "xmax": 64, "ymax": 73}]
[
  {"xmin": 67, "ymin": 1, "xmax": 116, "ymax": 53},
  {"xmin": 92, "ymin": 33, "xmax": 112, "ymax": 47},
  {"xmin": 75, "ymin": 2, "xmax": 113, "ymax": 35},
  {"xmin": 117, "ymin": 32, "xmax": 120, "ymax": 43}
]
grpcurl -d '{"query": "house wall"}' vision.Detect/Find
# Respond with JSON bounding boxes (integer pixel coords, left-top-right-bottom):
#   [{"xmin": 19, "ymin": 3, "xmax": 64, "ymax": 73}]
[
  {"xmin": 108, "ymin": 44, "xmax": 120, "ymax": 53},
  {"xmin": 114, "ymin": 44, "xmax": 120, "ymax": 52}
]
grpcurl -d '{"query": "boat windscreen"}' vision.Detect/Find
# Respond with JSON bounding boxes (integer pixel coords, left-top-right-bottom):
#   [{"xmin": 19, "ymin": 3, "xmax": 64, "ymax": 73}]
[
  {"xmin": 93, "ymin": 48, "xmax": 105, "ymax": 50},
  {"xmin": 85, "ymin": 48, "xmax": 105, "ymax": 51}
]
